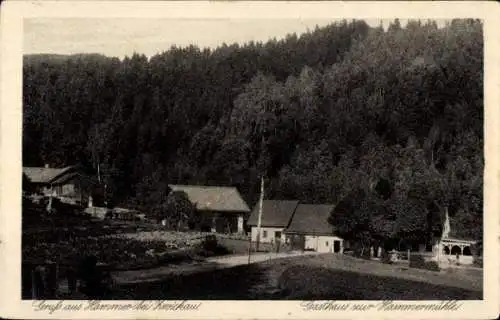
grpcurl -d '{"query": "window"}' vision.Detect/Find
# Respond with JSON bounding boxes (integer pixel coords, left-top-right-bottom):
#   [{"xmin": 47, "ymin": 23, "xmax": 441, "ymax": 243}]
[
  {"xmin": 262, "ymin": 230, "xmax": 268, "ymax": 238},
  {"xmin": 275, "ymin": 231, "xmax": 282, "ymax": 239},
  {"xmin": 325, "ymin": 241, "xmax": 329, "ymax": 246},
  {"xmin": 54, "ymin": 185, "xmax": 62, "ymax": 195}
]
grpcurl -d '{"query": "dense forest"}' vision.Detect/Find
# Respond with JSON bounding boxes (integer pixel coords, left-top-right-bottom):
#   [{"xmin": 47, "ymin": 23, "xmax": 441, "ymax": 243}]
[{"xmin": 23, "ymin": 19, "xmax": 483, "ymax": 243}]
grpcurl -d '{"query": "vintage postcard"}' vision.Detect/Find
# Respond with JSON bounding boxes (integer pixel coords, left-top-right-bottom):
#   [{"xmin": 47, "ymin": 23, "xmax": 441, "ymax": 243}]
[{"xmin": 0, "ymin": 1, "xmax": 499, "ymax": 319}]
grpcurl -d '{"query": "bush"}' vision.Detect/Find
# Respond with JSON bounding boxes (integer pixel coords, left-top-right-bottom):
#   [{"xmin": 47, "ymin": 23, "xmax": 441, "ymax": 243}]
[
  {"xmin": 194, "ymin": 235, "xmax": 230, "ymax": 257},
  {"xmin": 409, "ymin": 254, "xmax": 440, "ymax": 272},
  {"xmin": 155, "ymin": 250, "xmax": 194, "ymax": 265},
  {"xmin": 381, "ymin": 251, "xmax": 393, "ymax": 264},
  {"xmin": 202, "ymin": 235, "xmax": 218, "ymax": 252}
]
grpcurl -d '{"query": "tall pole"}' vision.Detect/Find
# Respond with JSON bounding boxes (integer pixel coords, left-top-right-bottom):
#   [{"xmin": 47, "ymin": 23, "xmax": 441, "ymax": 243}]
[
  {"xmin": 436, "ymin": 237, "xmax": 442, "ymax": 267},
  {"xmin": 247, "ymin": 234, "xmax": 252, "ymax": 264},
  {"xmin": 104, "ymin": 182, "xmax": 108, "ymax": 208},
  {"xmin": 94, "ymin": 126, "xmax": 101, "ymax": 184},
  {"xmin": 256, "ymin": 176, "xmax": 264, "ymax": 252},
  {"xmin": 97, "ymin": 163, "xmax": 101, "ymax": 183}
]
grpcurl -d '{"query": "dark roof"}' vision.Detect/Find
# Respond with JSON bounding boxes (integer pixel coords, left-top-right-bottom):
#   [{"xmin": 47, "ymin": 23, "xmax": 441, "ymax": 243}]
[
  {"xmin": 50, "ymin": 171, "xmax": 79, "ymax": 185},
  {"xmin": 23, "ymin": 166, "xmax": 75, "ymax": 184},
  {"xmin": 50, "ymin": 171, "xmax": 99, "ymax": 185},
  {"xmin": 168, "ymin": 185, "xmax": 250, "ymax": 213},
  {"xmin": 284, "ymin": 204, "xmax": 335, "ymax": 235},
  {"xmin": 247, "ymin": 200, "xmax": 299, "ymax": 227}
]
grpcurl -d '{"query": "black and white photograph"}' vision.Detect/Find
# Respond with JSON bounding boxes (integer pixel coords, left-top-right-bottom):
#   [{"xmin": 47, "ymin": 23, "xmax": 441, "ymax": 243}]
[{"xmin": 1, "ymin": 1, "xmax": 499, "ymax": 319}]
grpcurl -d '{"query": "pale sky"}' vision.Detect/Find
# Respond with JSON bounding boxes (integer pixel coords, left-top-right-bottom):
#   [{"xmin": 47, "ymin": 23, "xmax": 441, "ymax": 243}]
[{"xmin": 24, "ymin": 18, "xmax": 445, "ymax": 59}]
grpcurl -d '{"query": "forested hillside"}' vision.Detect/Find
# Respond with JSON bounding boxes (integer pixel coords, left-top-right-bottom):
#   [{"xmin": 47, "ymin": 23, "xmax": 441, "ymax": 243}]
[{"xmin": 23, "ymin": 19, "xmax": 483, "ymax": 241}]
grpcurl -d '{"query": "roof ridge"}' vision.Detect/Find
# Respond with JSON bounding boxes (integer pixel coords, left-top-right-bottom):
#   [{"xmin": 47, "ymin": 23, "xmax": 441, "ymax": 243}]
[{"xmin": 168, "ymin": 184, "xmax": 250, "ymax": 212}]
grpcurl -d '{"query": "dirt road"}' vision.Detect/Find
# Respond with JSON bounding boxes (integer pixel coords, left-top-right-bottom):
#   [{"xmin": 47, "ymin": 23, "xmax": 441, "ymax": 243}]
[{"xmin": 112, "ymin": 251, "xmax": 320, "ymax": 285}]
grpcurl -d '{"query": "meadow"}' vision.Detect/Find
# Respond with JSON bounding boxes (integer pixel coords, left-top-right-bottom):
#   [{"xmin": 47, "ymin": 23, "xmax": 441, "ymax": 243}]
[{"xmin": 112, "ymin": 254, "xmax": 482, "ymax": 300}]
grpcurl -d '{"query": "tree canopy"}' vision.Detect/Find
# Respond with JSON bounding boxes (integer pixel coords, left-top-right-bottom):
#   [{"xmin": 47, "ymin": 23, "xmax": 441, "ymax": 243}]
[{"xmin": 23, "ymin": 19, "xmax": 483, "ymax": 242}]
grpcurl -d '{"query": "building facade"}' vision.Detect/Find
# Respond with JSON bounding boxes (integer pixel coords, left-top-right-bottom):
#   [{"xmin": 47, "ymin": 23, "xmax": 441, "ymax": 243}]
[
  {"xmin": 168, "ymin": 185, "xmax": 250, "ymax": 234},
  {"xmin": 247, "ymin": 200, "xmax": 299, "ymax": 245},
  {"xmin": 284, "ymin": 204, "xmax": 344, "ymax": 253},
  {"xmin": 431, "ymin": 209, "xmax": 478, "ymax": 266},
  {"xmin": 23, "ymin": 165, "xmax": 97, "ymax": 207},
  {"xmin": 247, "ymin": 200, "xmax": 344, "ymax": 254}
]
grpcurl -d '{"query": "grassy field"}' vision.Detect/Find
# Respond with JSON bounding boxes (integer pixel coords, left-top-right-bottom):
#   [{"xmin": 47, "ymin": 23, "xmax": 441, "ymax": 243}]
[
  {"xmin": 111, "ymin": 254, "xmax": 482, "ymax": 300},
  {"xmin": 23, "ymin": 208, "xmax": 483, "ymax": 300},
  {"xmin": 22, "ymin": 210, "xmax": 244, "ymax": 299},
  {"xmin": 22, "ymin": 212, "xmax": 244, "ymax": 298}
]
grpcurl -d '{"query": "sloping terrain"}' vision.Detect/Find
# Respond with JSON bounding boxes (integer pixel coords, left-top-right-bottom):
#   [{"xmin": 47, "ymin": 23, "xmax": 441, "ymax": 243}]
[{"xmin": 111, "ymin": 254, "xmax": 482, "ymax": 300}]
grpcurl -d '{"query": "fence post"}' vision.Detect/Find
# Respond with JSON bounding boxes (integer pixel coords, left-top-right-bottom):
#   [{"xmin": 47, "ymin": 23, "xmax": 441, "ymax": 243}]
[{"xmin": 408, "ymin": 249, "xmax": 411, "ymax": 268}]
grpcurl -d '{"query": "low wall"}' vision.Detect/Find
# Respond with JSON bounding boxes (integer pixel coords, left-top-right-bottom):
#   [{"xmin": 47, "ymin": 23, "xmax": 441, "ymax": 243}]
[{"xmin": 439, "ymin": 255, "xmax": 474, "ymax": 266}]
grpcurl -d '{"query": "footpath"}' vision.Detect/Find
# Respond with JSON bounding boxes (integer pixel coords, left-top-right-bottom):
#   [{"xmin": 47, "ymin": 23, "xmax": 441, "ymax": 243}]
[{"xmin": 111, "ymin": 251, "xmax": 320, "ymax": 285}]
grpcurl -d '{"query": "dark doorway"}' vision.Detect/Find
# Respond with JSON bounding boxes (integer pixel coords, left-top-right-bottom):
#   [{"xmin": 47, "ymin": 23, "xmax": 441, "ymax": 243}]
[
  {"xmin": 334, "ymin": 240, "xmax": 341, "ymax": 253},
  {"xmin": 274, "ymin": 231, "xmax": 282, "ymax": 253},
  {"xmin": 290, "ymin": 234, "xmax": 305, "ymax": 251},
  {"xmin": 275, "ymin": 231, "xmax": 282, "ymax": 240}
]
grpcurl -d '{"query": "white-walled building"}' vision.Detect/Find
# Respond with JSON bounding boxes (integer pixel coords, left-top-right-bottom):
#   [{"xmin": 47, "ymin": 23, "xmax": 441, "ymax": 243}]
[
  {"xmin": 246, "ymin": 200, "xmax": 345, "ymax": 254},
  {"xmin": 247, "ymin": 200, "xmax": 299, "ymax": 245},
  {"xmin": 431, "ymin": 209, "xmax": 478, "ymax": 266},
  {"xmin": 284, "ymin": 204, "xmax": 344, "ymax": 253}
]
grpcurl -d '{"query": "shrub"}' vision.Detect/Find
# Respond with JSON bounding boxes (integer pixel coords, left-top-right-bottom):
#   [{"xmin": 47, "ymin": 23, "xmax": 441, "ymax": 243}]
[
  {"xmin": 203, "ymin": 235, "xmax": 218, "ymax": 251},
  {"xmin": 194, "ymin": 235, "xmax": 230, "ymax": 257},
  {"xmin": 409, "ymin": 254, "xmax": 440, "ymax": 272},
  {"xmin": 156, "ymin": 250, "xmax": 194, "ymax": 265},
  {"xmin": 381, "ymin": 251, "xmax": 392, "ymax": 264}
]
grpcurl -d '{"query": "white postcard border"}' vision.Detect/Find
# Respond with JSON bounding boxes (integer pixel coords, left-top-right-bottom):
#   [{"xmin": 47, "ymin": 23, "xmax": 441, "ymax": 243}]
[{"xmin": 1, "ymin": 1, "xmax": 498, "ymax": 319}]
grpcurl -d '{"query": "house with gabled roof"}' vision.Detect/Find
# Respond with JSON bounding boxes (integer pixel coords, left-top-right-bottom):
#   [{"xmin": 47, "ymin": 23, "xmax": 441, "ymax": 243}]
[
  {"xmin": 168, "ymin": 184, "xmax": 250, "ymax": 234},
  {"xmin": 246, "ymin": 200, "xmax": 299, "ymax": 245},
  {"xmin": 284, "ymin": 204, "xmax": 345, "ymax": 253},
  {"xmin": 247, "ymin": 200, "xmax": 346, "ymax": 253},
  {"xmin": 23, "ymin": 164, "xmax": 97, "ymax": 207}
]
